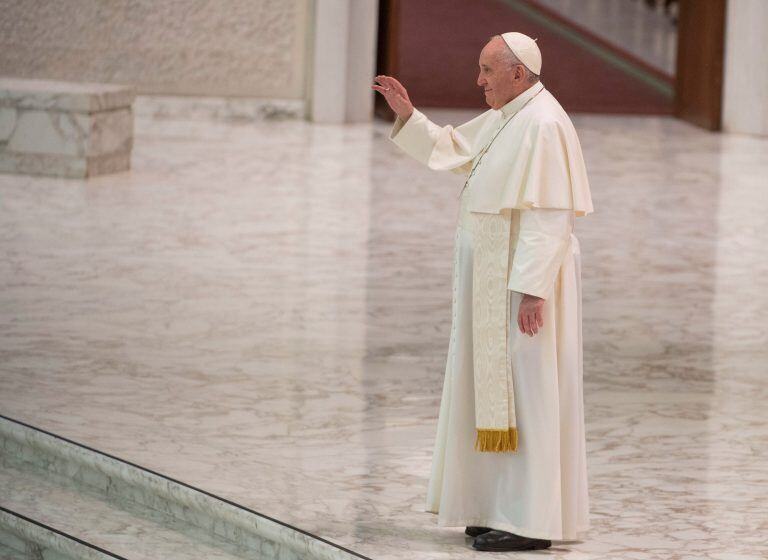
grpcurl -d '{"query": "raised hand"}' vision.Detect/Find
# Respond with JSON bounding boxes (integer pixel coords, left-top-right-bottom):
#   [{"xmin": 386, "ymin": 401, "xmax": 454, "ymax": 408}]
[{"xmin": 372, "ymin": 75, "xmax": 414, "ymax": 121}]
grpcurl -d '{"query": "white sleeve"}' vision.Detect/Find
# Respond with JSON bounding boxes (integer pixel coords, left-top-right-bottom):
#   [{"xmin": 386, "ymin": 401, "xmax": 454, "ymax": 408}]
[
  {"xmin": 507, "ymin": 208, "xmax": 574, "ymax": 299},
  {"xmin": 389, "ymin": 108, "xmax": 490, "ymax": 174}
]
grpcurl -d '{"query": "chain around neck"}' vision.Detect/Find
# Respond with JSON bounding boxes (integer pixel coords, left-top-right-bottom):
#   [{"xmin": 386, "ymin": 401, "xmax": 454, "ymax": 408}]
[{"xmin": 458, "ymin": 88, "xmax": 544, "ymax": 199}]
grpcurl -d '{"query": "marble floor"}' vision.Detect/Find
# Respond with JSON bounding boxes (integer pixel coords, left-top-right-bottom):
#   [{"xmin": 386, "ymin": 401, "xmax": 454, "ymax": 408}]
[{"xmin": 1, "ymin": 103, "xmax": 767, "ymax": 559}]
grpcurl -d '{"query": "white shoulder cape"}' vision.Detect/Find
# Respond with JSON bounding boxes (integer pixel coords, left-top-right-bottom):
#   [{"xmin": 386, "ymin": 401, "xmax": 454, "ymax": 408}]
[{"xmin": 389, "ymin": 83, "xmax": 594, "ymax": 217}]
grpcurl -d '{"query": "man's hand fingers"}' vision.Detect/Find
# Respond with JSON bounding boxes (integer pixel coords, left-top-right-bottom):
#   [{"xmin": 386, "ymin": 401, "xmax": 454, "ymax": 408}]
[
  {"xmin": 389, "ymin": 77, "xmax": 408, "ymax": 98},
  {"xmin": 376, "ymin": 75, "xmax": 408, "ymax": 100},
  {"xmin": 375, "ymin": 75, "xmax": 394, "ymax": 90},
  {"xmin": 519, "ymin": 305, "xmax": 534, "ymax": 336},
  {"xmin": 373, "ymin": 77, "xmax": 392, "ymax": 91},
  {"xmin": 373, "ymin": 76, "xmax": 390, "ymax": 92},
  {"xmin": 526, "ymin": 311, "xmax": 541, "ymax": 336},
  {"xmin": 372, "ymin": 84, "xmax": 394, "ymax": 97}
]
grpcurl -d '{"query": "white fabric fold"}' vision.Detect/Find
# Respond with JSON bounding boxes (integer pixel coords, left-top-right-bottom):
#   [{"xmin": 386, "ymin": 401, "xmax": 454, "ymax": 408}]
[
  {"xmin": 389, "ymin": 107, "xmax": 493, "ymax": 175},
  {"xmin": 508, "ymin": 208, "xmax": 575, "ymax": 299}
]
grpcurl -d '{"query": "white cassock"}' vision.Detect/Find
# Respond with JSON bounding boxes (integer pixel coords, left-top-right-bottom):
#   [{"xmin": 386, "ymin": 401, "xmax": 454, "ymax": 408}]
[{"xmin": 388, "ymin": 81, "xmax": 592, "ymax": 541}]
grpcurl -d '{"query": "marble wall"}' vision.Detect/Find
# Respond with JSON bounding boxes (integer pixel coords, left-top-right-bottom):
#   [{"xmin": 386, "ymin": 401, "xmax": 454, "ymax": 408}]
[{"xmin": 0, "ymin": 0, "xmax": 310, "ymax": 100}]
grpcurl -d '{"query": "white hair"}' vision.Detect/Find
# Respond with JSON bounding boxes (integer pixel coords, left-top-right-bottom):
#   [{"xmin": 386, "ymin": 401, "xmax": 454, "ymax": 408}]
[{"xmin": 489, "ymin": 34, "xmax": 540, "ymax": 83}]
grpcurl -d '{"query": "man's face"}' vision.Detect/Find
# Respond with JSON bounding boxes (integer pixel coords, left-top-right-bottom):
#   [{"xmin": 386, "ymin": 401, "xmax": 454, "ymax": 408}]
[{"xmin": 477, "ymin": 38, "xmax": 525, "ymax": 110}]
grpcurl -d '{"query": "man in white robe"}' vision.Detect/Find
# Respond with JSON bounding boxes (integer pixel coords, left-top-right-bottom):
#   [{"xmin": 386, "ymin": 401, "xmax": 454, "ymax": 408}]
[{"xmin": 373, "ymin": 32, "xmax": 593, "ymax": 552}]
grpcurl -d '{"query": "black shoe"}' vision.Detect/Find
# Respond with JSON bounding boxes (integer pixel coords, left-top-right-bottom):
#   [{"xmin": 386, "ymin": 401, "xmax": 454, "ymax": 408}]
[
  {"xmin": 472, "ymin": 529, "xmax": 552, "ymax": 551},
  {"xmin": 464, "ymin": 526, "xmax": 494, "ymax": 537}
]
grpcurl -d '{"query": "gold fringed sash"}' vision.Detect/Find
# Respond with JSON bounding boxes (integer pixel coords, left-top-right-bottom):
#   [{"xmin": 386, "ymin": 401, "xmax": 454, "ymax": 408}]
[
  {"xmin": 475, "ymin": 427, "xmax": 519, "ymax": 452},
  {"xmin": 470, "ymin": 210, "xmax": 519, "ymax": 453}
]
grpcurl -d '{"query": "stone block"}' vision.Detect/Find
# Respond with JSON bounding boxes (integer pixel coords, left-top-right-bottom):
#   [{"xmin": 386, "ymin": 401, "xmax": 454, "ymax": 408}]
[{"xmin": 0, "ymin": 78, "xmax": 136, "ymax": 178}]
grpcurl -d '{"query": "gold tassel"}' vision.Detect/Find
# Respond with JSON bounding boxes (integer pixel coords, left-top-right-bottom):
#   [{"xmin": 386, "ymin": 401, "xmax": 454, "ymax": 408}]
[{"xmin": 474, "ymin": 427, "xmax": 518, "ymax": 453}]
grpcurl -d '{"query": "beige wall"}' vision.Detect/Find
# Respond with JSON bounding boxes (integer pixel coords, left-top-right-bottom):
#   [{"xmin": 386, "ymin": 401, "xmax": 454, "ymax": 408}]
[{"xmin": 0, "ymin": 0, "xmax": 310, "ymax": 99}]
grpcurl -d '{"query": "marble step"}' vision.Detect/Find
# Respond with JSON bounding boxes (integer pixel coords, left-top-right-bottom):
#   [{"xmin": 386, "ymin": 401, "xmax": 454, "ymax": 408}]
[
  {"xmin": 0, "ymin": 415, "xmax": 368, "ymax": 560},
  {"xmin": 0, "ymin": 506, "xmax": 128, "ymax": 560},
  {"xmin": 0, "ymin": 461, "xmax": 251, "ymax": 559},
  {"xmin": 0, "ymin": 540, "xmax": 27, "ymax": 560}
]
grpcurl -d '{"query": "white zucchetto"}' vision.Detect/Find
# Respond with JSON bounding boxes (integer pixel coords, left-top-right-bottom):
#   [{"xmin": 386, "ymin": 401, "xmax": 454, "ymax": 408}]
[{"xmin": 501, "ymin": 32, "xmax": 542, "ymax": 75}]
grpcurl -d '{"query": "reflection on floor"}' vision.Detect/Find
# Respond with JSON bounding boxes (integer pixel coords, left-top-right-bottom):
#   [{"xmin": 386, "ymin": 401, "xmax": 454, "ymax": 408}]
[
  {"xmin": 1, "ymin": 104, "xmax": 766, "ymax": 559},
  {"xmin": 530, "ymin": 0, "xmax": 677, "ymax": 75}
]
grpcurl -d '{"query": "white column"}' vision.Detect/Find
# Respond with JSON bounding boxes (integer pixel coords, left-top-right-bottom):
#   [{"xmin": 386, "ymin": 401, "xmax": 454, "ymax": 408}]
[
  {"xmin": 345, "ymin": 0, "xmax": 379, "ymax": 122},
  {"xmin": 722, "ymin": 0, "xmax": 768, "ymax": 137},
  {"xmin": 308, "ymin": 0, "xmax": 379, "ymax": 123}
]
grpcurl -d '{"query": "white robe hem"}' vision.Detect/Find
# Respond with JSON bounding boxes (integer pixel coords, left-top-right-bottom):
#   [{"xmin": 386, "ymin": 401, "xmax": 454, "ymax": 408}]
[{"xmin": 426, "ymin": 510, "xmax": 590, "ymax": 542}]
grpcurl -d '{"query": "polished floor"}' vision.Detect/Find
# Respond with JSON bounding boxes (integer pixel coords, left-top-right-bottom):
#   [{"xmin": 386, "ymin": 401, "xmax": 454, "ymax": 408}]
[{"xmin": 1, "ymin": 103, "xmax": 767, "ymax": 559}]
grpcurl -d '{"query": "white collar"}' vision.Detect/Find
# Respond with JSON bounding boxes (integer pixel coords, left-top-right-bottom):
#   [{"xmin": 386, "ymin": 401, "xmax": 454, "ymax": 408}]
[{"xmin": 499, "ymin": 81, "xmax": 545, "ymax": 118}]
